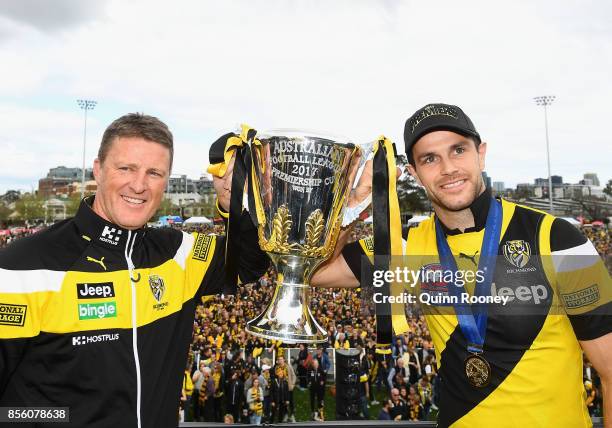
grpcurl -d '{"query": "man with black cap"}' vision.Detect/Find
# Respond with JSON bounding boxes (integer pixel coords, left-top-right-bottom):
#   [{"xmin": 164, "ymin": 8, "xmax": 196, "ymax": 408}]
[
  {"xmin": 312, "ymin": 103, "xmax": 611, "ymax": 427},
  {"xmin": 0, "ymin": 114, "xmax": 268, "ymax": 428}
]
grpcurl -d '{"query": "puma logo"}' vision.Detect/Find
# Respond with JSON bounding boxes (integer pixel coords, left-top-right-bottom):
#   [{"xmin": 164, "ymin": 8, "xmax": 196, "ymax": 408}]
[
  {"xmin": 459, "ymin": 251, "xmax": 479, "ymax": 267},
  {"xmin": 87, "ymin": 256, "xmax": 107, "ymax": 271}
]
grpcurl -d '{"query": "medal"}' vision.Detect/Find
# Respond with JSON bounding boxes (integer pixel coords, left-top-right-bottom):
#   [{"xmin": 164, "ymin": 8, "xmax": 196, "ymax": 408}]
[
  {"xmin": 464, "ymin": 353, "xmax": 491, "ymax": 388},
  {"xmin": 435, "ymin": 198, "xmax": 502, "ymax": 388}
]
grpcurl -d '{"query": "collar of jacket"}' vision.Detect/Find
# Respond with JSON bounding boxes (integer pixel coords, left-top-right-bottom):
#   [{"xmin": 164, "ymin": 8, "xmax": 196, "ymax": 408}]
[
  {"xmin": 74, "ymin": 196, "xmax": 147, "ymax": 250},
  {"xmin": 439, "ymin": 186, "xmax": 492, "ymax": 236}
]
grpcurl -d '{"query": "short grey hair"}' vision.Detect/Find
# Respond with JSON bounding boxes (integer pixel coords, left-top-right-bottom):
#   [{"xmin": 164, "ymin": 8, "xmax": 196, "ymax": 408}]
[{"xmin": 98, "ymin": 113, "xmax": 173, "ymax": 169}]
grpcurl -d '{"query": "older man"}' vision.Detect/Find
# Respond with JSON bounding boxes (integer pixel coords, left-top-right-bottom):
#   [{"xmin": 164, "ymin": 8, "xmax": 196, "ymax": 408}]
[{"xmin": 0, "ymin": 114, "xmax": 267, "ymax": 428}]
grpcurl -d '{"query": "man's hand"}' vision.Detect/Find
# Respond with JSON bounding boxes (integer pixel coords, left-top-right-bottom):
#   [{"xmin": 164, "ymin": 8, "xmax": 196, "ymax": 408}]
[
  {"xmin": 347, "ymin": 159, "xmax": 403, "ymax": 209},
  {"xmin": 347, "ymin": 158, "xmax": 371, "ymax": 209}
]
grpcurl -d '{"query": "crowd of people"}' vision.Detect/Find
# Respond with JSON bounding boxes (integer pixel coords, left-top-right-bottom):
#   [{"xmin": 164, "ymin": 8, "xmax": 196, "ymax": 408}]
[
  {"xmin": 581, "ymin": 225, "xmax": 610, "ymax": 416},
  {"xmin": 0, "ymin": 228, "xmax": 37, "ymax": 248},
  {"xmin": 182, "ymin": 273, "xmax": 439, "ymax": 423},
  {"xmin": 179, "ymin": 219, "xmax": 610, "ymax": 423},
  {"xmin": 581, "ymin": 224, "xmax": 611, "ymax": 271},
  {"xmin": 1, "ymin": 217, "xmax": 608, "ymax": 422}
]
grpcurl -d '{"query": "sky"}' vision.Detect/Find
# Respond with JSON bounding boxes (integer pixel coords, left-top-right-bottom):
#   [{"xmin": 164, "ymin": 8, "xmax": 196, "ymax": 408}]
[{"xmin": 0, "ymin": 0, "xmax": 610, "ymax": 194}]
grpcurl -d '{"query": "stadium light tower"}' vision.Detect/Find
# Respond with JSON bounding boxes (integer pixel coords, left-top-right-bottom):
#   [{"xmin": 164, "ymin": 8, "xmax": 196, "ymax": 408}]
[
  {"xmin": 533, "ymin": 95, "xmax": 555, "ymax": 213},
  {"xmin": 77, "ymin": 99, "xmax": 97, "ymax": 199}
]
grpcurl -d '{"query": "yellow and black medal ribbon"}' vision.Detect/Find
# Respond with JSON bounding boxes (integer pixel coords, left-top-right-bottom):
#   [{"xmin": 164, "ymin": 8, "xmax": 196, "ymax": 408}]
[{"xmin": 372, "ymin": 136, "xmax": 409, "ymax": 354}]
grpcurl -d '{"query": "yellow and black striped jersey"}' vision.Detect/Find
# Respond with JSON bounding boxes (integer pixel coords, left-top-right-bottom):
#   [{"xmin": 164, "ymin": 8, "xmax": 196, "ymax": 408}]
[
  {"xmin": 0, "ymin": 198, "xmax": 267, "ymax": 428},
  {"xmin": 343, "ymin": 195, "xmax": 611, "ymax": 427}
]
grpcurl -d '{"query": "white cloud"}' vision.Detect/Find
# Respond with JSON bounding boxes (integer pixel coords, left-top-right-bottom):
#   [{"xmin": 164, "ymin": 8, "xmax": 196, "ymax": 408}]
[{"xmin": 0, "ymin": 0, "xmax": 610, "ymax": 193}]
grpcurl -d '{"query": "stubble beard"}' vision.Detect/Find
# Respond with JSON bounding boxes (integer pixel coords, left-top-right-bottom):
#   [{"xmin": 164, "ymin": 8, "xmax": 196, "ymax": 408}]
[{"xmin": 428, "ymin": 177, "xmax": 485, "ymax": 213}]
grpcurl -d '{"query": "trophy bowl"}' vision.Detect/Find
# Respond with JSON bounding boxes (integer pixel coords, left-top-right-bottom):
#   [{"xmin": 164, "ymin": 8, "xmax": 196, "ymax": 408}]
[{"xmin": 246, "ymin": 129, "xmax": 360, "ymax": 343}]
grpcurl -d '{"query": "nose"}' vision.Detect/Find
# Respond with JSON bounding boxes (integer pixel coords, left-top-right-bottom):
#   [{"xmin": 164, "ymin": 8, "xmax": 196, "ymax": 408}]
[
  {"xmin": 129, "ymin": 171, "xmax": 148, "ymax": 194},
  {"xmin": 439, "ymin": 155, "xmax": 459, "ymax": 176}
]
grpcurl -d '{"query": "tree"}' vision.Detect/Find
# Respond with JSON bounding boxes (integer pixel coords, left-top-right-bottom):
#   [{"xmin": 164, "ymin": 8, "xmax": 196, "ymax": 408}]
[
  {"xmin": 154, "ymin": 198, "xmax": 177, "ymax": 219},
  {"xmin": 604, "ymin": 179, "xmax": 612, "ymax": 198},
  {"xmin": 65, "ymin": 194, "xmax": 83, "ymax": 217},
  {"xmin": 0, "ymin": 204, "xmax": 12, "ymax": 226},
  {"xmin": 395, "ymin": 154, "xmax": 429, "ymax": 214},
  {"xmin": 511, "ymin": 187, "xmax": 533, "ymax": 201},
  {"xmin": 397, "ymin": 174, "xmax": 429, "ymax": 214},
  {"xmin": 187, "ymin": 200, "xmax": 217, "ymax": 219},
  {"xmin": 14, "ymin": 194, "xmax": 45, "ymax": 223}
]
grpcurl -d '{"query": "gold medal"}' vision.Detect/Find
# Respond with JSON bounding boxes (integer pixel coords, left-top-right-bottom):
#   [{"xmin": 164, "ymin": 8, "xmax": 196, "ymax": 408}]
[{"xmin": 464, "ymin": 354, "xmax": 491, "ymax": 388}]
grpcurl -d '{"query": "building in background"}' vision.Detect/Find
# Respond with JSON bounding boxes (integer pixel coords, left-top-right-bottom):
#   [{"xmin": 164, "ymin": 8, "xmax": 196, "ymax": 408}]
[
  {"xmin": 581, "ymin": 173, "xmax": 600, "ymax": 187},
  {"xmin": 492, "ymin": 181, "xmax": 505, "ymax": 193},
  {"xmin": 482, "ymin": 171, "xmax": 492, "ymax": 189},
  {"xmin": 551, "ymin": 175, "xmax": 563, "ymax": 185},
  {"xmin": 38, "ymin": 166, "xmax": 93, "ymax": 197}
]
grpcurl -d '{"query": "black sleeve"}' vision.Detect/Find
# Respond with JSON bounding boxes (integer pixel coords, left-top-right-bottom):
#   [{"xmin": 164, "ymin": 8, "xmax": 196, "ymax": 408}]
[
  {"xmin": 550, "ymin": 218, "xmax": 587, "ymax": 251},
  {"xmin": 195, "ymin": 233, "xmax": 226, "ymax": 297},
  {"xmin": 198, "ymin": 212, "xmax": 270, "ymax": 297},
  {"xmin": 0, "ymin": 338, "xmax": 30, "ymax": 398},
  {"xmin": 568, "ymin": 302, "xmax": 612, "ymax": 341},
  {"xmin": 218, "ymin": 201, "xmax": 270, "ymax": 285},
  {"xmin": 236, "ymin": 211, "xmax": 270, "ymax": 284},
  {"xmin": 342, "ymin": 240, "xmax": 371, "ymax": 284},
  {"xmin": 550, "ymin": 218, "xmax": 612, "ymax": 340}
]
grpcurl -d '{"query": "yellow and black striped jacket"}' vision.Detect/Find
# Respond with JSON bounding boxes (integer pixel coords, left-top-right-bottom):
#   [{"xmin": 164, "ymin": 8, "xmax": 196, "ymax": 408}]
[
  {"xmin": 0, "ymin": 198, "xmax": 267, "ymax": 428},
  {"xmin": 343, "ymin": 194, "xmax": 611, "ymax": 427}
]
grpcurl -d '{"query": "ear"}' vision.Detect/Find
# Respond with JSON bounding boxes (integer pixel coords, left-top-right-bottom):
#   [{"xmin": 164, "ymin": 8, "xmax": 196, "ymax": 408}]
[
  {"xmin": 406, "ymin": 164, "xmax": 423, "ymax": 187},
  {"xmin": 477, "ymin": 142, "xmax": 487, "ymax": 172},
  {"xmin": 93, "ymin": 158, "xmax": 101, "ymax": 181}
]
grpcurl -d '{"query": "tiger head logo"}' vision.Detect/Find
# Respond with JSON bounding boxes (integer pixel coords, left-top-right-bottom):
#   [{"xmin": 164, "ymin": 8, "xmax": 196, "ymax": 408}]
[
  {"xmin": 503, "ymin": 240, "xmax": 531, "ymax": 268},
  {"xmin": 148, "ymin": 274, "xmax": 165, "ymax": 303}
]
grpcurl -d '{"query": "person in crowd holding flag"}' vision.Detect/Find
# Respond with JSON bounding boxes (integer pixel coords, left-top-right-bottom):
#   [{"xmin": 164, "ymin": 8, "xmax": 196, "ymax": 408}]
[{"xmin": 312, "ymin": 103, "xmax": 612, "ymax": 427}]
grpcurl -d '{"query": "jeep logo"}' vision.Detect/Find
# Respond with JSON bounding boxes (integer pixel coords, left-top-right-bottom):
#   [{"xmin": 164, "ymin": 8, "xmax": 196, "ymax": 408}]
[
  {"xmin": 491, "ymin": 283, "xmax": 549, "ymax": 305},
  {"xmin": 77, "ymin": 282, "xmax": 115, "ymax": 299}
]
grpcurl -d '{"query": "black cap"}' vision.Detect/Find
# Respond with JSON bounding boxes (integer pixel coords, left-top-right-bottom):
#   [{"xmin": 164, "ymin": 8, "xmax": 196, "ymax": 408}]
[
  {"xmin": 404, "ymin": 103, "xmax": 480, "ymax": 163},
  {"xmin": 209, "ymin": 132, "xmax": 237, "ymax": 164}
]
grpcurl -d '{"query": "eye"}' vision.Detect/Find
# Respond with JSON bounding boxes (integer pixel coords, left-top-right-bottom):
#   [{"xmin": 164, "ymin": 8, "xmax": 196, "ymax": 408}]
[
  {"xmin": 455, "ymin": 146, "xmax": 465, "ymax": 154},
  {"xmin": 118, "ymin": 166, "xmax": 129, "ymax": 171},
  {"xmin": 423, "ymin": 155, "xmax": 435, "ymax": 164}
]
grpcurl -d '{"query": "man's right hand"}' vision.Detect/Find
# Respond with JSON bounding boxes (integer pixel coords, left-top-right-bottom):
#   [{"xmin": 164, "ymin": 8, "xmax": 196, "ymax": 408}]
[
  {"xmin": 347, "ymin": 158, "xmax": 402, "ymax": 209},
  {"xmin": 347, "ymin": 159, "xmax": 372, "ymax": 209}
]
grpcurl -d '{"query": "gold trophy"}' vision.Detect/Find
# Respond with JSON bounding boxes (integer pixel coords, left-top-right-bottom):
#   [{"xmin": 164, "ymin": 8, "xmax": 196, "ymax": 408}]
[{"xmin": 246, "ymin": 130, "xmax": 360, "ymax": 343}]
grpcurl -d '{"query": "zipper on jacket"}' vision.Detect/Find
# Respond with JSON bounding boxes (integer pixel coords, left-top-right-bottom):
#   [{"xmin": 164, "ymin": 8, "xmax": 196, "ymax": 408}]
[{"xmin": 125, "ymin": 231, "xmax": 142, "ymax": 428}]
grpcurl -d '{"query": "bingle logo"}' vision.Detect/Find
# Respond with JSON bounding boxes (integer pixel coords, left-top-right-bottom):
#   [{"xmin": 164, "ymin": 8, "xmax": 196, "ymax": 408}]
[
  {"xmin": 77, "ymin": 282, "xmax": 115, "ymax": 299},
  {"xmin": 99, "ymin": 226, "xmax": 122, "ymax": 246}
]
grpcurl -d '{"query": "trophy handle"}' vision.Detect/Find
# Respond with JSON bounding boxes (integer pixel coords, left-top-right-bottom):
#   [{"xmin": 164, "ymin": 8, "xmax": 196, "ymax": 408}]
[{"xmin": 245, "ymin": 254, "xmax": 327, "ymax": 344}]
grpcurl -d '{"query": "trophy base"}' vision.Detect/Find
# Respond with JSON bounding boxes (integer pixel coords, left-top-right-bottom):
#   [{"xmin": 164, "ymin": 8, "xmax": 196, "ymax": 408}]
[
  {"xmin": 246, "ymin": 323, "xmax": 327, "ymax": 344},
  {"xmin": 246, "ymin": 268, "xmax": 327, "ymax": 344}
]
